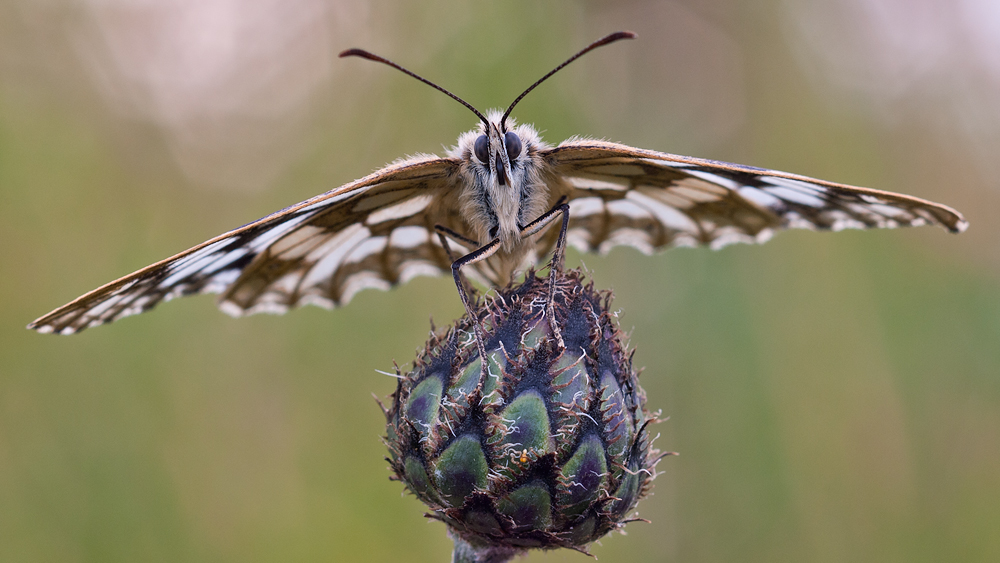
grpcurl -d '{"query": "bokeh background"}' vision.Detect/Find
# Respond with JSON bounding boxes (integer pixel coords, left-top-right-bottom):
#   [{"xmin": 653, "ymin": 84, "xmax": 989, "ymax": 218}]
[{"xmin": 2, "ymin": 1, "xmax": 998, "ymax": 562}]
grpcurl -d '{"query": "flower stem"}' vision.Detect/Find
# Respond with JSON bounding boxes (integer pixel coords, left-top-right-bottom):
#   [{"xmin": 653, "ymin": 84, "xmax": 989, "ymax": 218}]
[{"xmin": 450, "ymin": 532, "xmax": 521, "ymax": 563}]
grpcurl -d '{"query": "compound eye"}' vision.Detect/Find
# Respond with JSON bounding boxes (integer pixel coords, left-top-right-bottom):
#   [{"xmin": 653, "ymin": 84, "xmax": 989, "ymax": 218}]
[
  {"xmin": 474, "ymin": 134, "xmax": 489, "ymax": 163},
  {"xmin": 504, "ymin": 131, "xmax": 522, "ymax": 161}
]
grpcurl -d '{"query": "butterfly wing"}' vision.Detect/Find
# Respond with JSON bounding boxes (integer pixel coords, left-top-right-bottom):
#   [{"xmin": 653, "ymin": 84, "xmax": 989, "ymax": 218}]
[
  {"xmin": 537, "ymin": 139, "xmax": 967, "ymax": 256},
  {"xmin": 30, "ymin": 155, "xmax": 466, "ymax": 334}
]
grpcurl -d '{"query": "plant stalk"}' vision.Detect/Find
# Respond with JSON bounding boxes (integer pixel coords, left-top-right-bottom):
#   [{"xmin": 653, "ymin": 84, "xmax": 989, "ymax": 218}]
[{"xmin": 449, "ymin": 531, "xmax": 522, "ymax": 563}]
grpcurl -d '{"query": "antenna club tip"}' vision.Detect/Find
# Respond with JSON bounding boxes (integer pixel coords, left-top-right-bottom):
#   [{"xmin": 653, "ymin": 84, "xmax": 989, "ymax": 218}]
[
  {"xmin": 339, "ymin": 48, "xmax": 371, "ymax": 59},
  {"xmin": 602, "ymin": 31, "xmax": 637, "ymax": 44}
]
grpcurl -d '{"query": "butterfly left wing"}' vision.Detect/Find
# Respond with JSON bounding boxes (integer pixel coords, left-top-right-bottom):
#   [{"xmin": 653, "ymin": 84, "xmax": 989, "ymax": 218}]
[
  {"xmin": 535, "ymin": 139, "xmax": 967, "ymax": 257},
  {"xmin": 29, "ymin": 155, "xmax": 465, "ymax": 334}
]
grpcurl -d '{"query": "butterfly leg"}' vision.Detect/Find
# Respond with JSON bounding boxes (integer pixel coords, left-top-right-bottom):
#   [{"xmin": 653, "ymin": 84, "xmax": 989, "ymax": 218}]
[
  {"xmin": 437, "ymin": 229, "xmax": 502, "ymax": 380},
  {"xmin": 519, "ymin": 196, "xmax": 570, "ymax": 349},
  {"xmin": 434, "ymin": 225, "xmax": 480, "ymax": 250},
  {"xmin": 434, "ymin": 225, "xmax": 481, "ymax": 302}
]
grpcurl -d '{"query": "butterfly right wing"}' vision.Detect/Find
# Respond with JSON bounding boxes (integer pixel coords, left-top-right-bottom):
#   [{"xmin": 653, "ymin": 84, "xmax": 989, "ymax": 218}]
[
  {"xmin": 535, "ymin": 139, "xmax": 967, "ymax": 258},
  {"xmin": 29, "ymin": 155, "xmax": 470, "ymax": 334}
]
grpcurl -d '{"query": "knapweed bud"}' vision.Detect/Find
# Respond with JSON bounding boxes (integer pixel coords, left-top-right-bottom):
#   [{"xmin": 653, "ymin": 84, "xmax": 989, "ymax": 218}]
[{"xmin": 382, "ymin": 268, "xmax": 663, "ymax": 558}]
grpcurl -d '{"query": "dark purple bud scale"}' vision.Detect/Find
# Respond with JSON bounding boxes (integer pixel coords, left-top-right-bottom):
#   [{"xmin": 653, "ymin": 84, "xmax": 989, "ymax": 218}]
[{"xmin": 382, "ymin": 268, "xmax": 664, "ymax": 554}]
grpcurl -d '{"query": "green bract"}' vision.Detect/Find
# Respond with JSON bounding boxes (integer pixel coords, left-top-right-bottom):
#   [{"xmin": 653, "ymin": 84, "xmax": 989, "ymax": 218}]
[{"xmin": 383, "ymin": 268, "xmax": 662, "ymax": 556}]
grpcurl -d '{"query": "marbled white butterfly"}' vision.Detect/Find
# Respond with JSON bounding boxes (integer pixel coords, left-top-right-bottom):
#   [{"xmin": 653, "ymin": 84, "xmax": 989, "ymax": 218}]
[{"xmin": 29, "ymin": 32, "xmax": 967, "ymax": 336}]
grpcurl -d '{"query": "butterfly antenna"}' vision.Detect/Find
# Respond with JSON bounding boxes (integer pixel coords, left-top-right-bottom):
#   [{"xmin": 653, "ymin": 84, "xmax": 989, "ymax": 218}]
[
  {"xmin": 501, "ymin": 31, "xmax": 636, "ymax": 126},
  {"xmin": 340, "ymin": 48, "xmax": 489, "ymax": 127}
]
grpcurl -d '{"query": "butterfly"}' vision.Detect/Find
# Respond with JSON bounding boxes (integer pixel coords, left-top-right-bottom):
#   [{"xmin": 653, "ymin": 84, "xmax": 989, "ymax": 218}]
[{"xmin": 28, "ymin": 31, "xmax": 967, "ymax": 336}]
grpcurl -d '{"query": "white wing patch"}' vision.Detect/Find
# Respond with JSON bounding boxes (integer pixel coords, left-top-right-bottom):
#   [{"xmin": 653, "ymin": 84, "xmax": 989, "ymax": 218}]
[
  {"xmin": 270, "ymin": 225, "xmax": 326, "ymax": 258},
  {"xmin": 246, "ymin": 213, "xmax": 315, "ymax": 252},
  {"xmin": 341, "ymin": 272, "xmax": 392, "ymax": 304},
  {"xmin": 567, "ymin": 196, "xmax": 605, "ymax": 217},
  {"xmin": 627, "ymin": 190, "xmax": 699, "ymax": 232},
  {"xmin": 299, "ymin": 224, "xmax": 372, "ymax": 287},
  {"xmin": 565, "ymin": 175, "xmax": 629, "ymax": 191},
  {"xmin": 367, "ymin": 194, "xmax": 434, "ymax": 224},
  {"xmin": 605, "ymin": 198, "xmax": 651, "ymax": 220},
  {"xmin": 390, "ymin": 225, "xmax": 431, "ymax": 249},
  {"xmin": 344, "ymin": 236, "xmax": 388, "ymax": 265},
  {"xmin": 737, "ymin": 186, "xmax": 783, "ymax": 209}
]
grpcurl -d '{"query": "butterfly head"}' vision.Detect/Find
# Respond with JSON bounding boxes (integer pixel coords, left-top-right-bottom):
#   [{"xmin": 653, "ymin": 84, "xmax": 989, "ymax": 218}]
[
  {"xmin": 473, "ymin": 119, "xmax": 519, "ymax": 187},
  {"xmin": 454, "ymin": 112, "xmax": 549, "ymax": 249},
  {"xmin": 470, "ymin": 111, "xmax": 536, "ymax": 184}
]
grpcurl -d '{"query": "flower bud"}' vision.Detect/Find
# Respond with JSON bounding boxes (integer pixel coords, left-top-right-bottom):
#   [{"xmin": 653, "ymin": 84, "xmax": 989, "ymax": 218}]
[{"xmin": 383, "ymin": 268, "xmax": 663, "ymax": 555}]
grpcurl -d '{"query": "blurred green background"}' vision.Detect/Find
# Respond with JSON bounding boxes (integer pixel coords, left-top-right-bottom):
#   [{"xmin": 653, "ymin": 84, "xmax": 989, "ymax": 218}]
[{"xmin": 2, "ymin": 1, "xmax": 998, "ymax": 562}]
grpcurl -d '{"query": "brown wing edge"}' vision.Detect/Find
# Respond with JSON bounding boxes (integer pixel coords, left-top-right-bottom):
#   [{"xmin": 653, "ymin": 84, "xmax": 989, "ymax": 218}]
[
  {"xmin": 543, "ymin": 139, "xmax": 969, "ymax": 234},
  {"xmin": 28, "ymin": 156, "xmax": 459, "ymax": 334}
]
